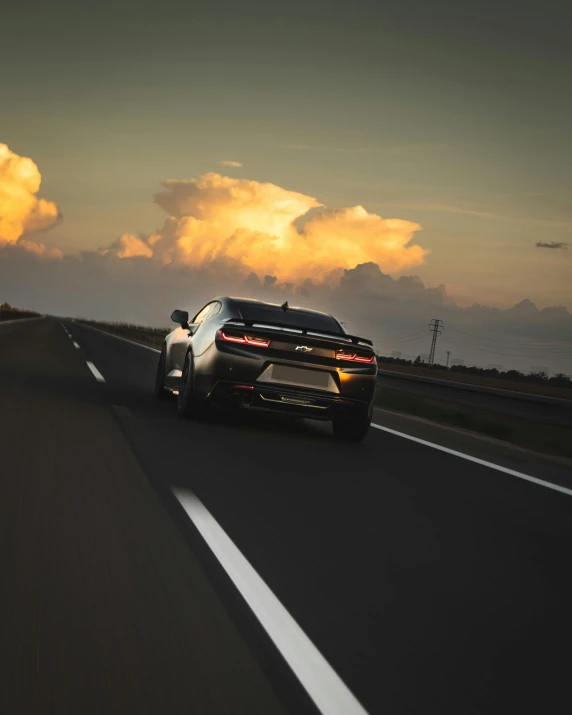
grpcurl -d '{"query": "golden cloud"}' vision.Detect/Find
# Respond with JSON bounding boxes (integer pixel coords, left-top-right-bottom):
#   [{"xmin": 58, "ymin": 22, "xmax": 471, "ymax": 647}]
[
  {"xmin": 0, "ymin": 143, "xmax": 61, "ymax": 250},
  {"xmin": 0, "ymin": 146, "xmax": 428, "ymax": 280},
  {"xmin": 102, "ymin": 233, "xmax": 154, "ymax": 259},
  {"xmin": 124, "ymin": 173, "xmax": 428, "ymax": 281}
]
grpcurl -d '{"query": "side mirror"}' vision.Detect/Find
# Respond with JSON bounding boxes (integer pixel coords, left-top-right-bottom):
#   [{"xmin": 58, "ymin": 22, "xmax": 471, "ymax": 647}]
[{"xmin": 170, "ymin": 309, "xmax": 189, "ymax": 327}]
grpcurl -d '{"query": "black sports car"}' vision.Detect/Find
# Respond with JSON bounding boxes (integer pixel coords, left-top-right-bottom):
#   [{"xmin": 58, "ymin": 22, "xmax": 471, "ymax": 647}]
[{"xmin": 155, "ymin": 297, "xmax": 377, "ymax": 441}]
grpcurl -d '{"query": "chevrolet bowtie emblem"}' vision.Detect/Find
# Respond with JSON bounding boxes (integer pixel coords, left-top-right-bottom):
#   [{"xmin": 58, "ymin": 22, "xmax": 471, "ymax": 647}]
[{"xmin": 295, "ymin": 345, "xmax": 313, "ymax": 352}]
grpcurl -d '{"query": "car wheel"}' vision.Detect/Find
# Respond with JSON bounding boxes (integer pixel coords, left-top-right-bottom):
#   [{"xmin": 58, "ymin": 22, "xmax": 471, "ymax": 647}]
[
  {"xmin": 154, "ymin": 347, "xmax": 171, "ymax": 400},
  {"xmin": 332, "ymin": 405, "xmax": 371, "ymax": 442},
  {"xmin": 177, "ymin": 352, "xmax": 207, "ymax": 419}
]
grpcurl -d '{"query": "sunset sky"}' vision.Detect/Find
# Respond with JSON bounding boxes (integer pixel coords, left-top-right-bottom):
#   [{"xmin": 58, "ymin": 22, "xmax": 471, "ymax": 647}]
[{"xmin": 1, "ymin": 0, "xmax": 571, "ymax": 314}]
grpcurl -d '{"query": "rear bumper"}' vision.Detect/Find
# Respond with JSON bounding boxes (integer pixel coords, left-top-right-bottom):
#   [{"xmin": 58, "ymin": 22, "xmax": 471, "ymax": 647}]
[
  {"xmin": 195, "ymin": 342, "xmax": 377, "ymax": 406},
  {"xmin": 207, "ymin": 380, "xmax": 373, "ymax": 420}
]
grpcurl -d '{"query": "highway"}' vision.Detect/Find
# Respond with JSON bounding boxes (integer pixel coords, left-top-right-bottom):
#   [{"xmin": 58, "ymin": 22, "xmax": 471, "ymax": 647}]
[{"xmin": 3, "ymin": 317, "xmax": 572, "ymax": 715}]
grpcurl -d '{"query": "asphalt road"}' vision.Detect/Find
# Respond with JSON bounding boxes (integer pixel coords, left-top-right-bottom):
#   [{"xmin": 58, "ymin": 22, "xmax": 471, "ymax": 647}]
[{"xmin": 3, "ymin": 317, "xmax": 572, "ymax": 715}]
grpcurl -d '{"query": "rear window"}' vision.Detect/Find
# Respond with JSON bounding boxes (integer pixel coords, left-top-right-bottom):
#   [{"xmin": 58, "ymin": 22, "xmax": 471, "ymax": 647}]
[{"xmin": 234, "ymin": 302, "xmax": 343, "ymax": 334}]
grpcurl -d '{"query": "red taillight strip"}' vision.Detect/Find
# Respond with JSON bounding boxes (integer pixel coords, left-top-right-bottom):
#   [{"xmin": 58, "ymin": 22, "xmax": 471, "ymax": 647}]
[
  {"xmin": 244, "ymin": 335, "xmax": 271, "ymax": 347},
  {"xmin": 218, "ymin": 331, "xmax": 270, "ymax": 348},
  {"xmin": 336, "ymin": 351, "xmax": 375, "ymax": 363},
  {"xmin": 220, "ymin": 332, "xmax": 247, "ymax": 343}
]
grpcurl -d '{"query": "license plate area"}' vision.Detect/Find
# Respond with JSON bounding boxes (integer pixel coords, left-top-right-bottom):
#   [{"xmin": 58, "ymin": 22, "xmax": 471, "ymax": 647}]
[{"xmin": 257, "ymin": 364, "xmax": 338, "ymax": 393}]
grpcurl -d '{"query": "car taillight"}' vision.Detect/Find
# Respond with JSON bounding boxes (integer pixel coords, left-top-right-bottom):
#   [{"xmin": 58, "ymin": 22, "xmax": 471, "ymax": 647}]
[
  {"xmin": 218, "ymin": 330, "xmax": 270, "ymax": 348},
  {"xmin": 335, "ymin": 350, "xmax": 375, "ymax": 363},
  {"xmin": 335, "ymin": 351, "xmax": 356, "ymax": 361}
]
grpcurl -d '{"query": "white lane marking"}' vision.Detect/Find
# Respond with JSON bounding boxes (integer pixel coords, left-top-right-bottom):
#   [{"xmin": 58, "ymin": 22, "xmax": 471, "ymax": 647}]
[
  {"xmin": 77, "ymin": 322, "xmax": 161, "ymax": 353},
  {"xmin": 172, "ymin": 489, "xmax": 369, "ymax": 715},
  {"xmin": 73, "ymin": 342, "xmax": 80, "ymax": 349},
  {"xmin": 371, "ymin": 423, "xmax": 572, "ymax": 497},
  {"xmin": 86, "ymin": 361, "xmax": 106, "ymax": 383}
]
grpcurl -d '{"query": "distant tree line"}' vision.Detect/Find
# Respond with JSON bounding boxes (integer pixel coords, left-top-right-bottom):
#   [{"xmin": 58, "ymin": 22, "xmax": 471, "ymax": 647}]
[
  {"xmin": 0, "ymin": 302, "xmax": 41, "ymax": 320},
  {"xmin": 377, "ymin": 355, "xmax": 572, "ymax": 390}
]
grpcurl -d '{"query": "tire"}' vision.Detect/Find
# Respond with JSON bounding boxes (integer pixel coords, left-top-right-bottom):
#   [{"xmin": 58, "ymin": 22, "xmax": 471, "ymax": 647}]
[
  {"xmin": 332, "ymin": 405, "xmax": 372, "ymax": 442},
  {"xmin": 177, "ymin": 352, "xmax": 207, "ymax": 419},
  {"xmin": 154, "ymin": 347, "xmax": 171, "ymax": 400}
]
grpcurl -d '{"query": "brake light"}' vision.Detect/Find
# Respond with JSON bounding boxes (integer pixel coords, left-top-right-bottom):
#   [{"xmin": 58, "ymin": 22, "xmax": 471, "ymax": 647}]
[
  {"xmin": 336, "ymin": 351, "xmax": 356, "ymax": 361},
  {"xmin": 335, "ymin": 350, "xmax": 375, "ymax": 363},
  {"xmin": 218, "ymin": 330, "xmax": 270, "ymax": 348}
]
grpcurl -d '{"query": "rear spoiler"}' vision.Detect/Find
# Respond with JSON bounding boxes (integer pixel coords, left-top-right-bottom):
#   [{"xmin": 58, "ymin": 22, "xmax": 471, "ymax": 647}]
[{"xmin": 224, "ymin": 319, "xmax": 374, "ymax": 347}]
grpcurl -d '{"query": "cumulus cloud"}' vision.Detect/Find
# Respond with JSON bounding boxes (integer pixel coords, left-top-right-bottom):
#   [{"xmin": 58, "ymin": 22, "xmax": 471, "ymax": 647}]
[
  {"xmin": 218, "ymin": 160, "xmax": 243, "ymax": 167},
  {"xmin": 536, "ymin": 241, "xmax": 568, "ymax": 249},
  {"xmin": 3, "ymin": 150, "xmax": 568, "ymax": 372},
  {"xmin": 122, "ymin": 173, "xmax": 427, "ymax": 282},
  {"xmin": 2, "ymin": 243, "xmax": 570, "ymax": 374},
  {"xmin": 102, "ymin": 234, "xmax": 153, "ymax": 259},
  {"xmin": 0, "ymin": 143, "xmax": 61, "ymax": 252},
  {"xmin": 0, "ymin": 155, "xmax": 427, "ymax": 280},
  {"xmin": 15, "ymin": 239, "xmax": 62, "ymax": 259}
]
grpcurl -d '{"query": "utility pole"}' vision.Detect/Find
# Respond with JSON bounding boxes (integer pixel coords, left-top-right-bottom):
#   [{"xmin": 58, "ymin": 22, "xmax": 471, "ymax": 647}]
[
  {"xmin": 428, "ymin": 318, "xmax": 444, "ymax": 366},
  {"xmin": 446, "ymin": 350, "xmax": 451, "ymax": 368}
]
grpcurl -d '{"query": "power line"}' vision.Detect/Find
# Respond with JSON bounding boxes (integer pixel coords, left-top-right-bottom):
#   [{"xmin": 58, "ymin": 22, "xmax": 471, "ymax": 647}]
[
  {"xmin": 447, "ymin": 325, "xmax": 572, "ymax": 345},
  {"xmin": 443, "ymin": 329, "xmax": 572, "ymax": 352},
  {"xmin": 440, "ymin": 336, "xmax": 572, "ymax": 359},
  {"xmin": 441, "ymin": 333, "xmax": 572, "ymax": 355},
  {"xmin": 382, "ymin": 325, "xmax": 429, "ymax": 340},
  {"xmin": 389, "ymin": 333, "xmax": 430, "ymax": 345},
  {"xmin": 444, "ymin": 341, "xmax": 572, "ymax": 358}
]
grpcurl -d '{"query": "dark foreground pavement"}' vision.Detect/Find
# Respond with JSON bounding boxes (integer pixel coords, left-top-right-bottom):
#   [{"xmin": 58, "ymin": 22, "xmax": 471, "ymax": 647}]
[
  {"xmin": 0, "ymin": 319, "xmax": 292, "ymax": 715},
  {"xmin": 2, "ymin": 317, "xmax": 572, "ymax": 715}
]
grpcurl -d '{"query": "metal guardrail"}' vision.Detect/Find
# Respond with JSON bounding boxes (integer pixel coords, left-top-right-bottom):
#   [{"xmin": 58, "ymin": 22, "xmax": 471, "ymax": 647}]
[
  {"xmin": 376, "ymin": 369, "xmax": 572, "ymax": 427},
  {"xmin": 377, "ymin": 369, "xmax": 571, "ymax": 406}
]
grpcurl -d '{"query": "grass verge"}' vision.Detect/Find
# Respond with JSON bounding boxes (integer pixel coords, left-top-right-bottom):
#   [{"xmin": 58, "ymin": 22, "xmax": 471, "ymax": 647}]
[{"xmin": 375, "ymin": 387, "xmax": 572, "ymax": 459}]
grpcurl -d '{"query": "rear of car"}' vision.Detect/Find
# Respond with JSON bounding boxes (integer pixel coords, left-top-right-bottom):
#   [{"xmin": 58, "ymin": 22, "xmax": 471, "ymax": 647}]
[
  {"xmin": 159, "ymin": 297, "xmax": 377, "ymax": 441},
  {"xmin": 213, "ymin": 299, "xmax": 375, "ymax": 413}
]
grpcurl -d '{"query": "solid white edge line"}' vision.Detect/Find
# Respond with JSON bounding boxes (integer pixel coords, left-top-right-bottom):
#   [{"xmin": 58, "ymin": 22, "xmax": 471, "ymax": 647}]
[
  {"xmin": 86, "ymin": 361, "xmax": 105, "ymax": 383},
  {"xmin": 76, "ymin": 322, "xmax": 161, "ymax": 353},
  {"xmin": 172, "ymin": 489, "xmax": 369, "ymax": 715},
  {"xmin": 371, "ymin": 423, "xmax": 572, "ymax": 497},
  {"xmin": 73, "ymin": 342, "xmax": 80, "ymax": 349}
]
